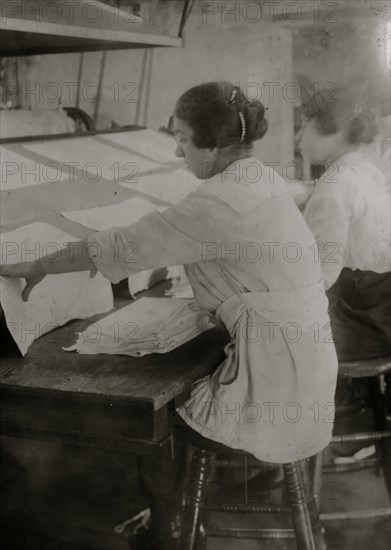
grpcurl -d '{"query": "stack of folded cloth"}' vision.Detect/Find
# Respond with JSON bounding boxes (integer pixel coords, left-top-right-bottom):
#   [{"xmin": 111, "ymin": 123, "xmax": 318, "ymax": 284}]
[{"xmin": 64, "ymin": 298, "xmax": 215, "ymax": 357}]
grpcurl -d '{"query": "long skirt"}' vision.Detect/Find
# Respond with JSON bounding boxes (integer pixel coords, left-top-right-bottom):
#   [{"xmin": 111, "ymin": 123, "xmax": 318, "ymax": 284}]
[{"xmin": 327, "ymin": 269, "xmax": 391, "ymax": 361}]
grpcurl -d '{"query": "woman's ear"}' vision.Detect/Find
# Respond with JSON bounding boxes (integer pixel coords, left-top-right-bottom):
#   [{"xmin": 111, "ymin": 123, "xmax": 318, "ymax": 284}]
[
  {"xmin": 324, "ymin": 130, "xmax": 345, "ymax": 159},
  {"xmin": 206, "ymin": 147, "xmax": 219, "ymax": 159}
]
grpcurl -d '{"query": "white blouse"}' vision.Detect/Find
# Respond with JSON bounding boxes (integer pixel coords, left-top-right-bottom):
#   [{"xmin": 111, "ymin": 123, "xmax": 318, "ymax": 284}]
[{"xmin": 304, "ymin": 151, "xmax": 391, "ymax": 289}]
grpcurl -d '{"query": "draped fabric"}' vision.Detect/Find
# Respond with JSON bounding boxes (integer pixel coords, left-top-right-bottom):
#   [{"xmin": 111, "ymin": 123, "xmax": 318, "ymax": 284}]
[{"xmin": 178, "ymin": 275, "xmax": 337, "ymax": 463}]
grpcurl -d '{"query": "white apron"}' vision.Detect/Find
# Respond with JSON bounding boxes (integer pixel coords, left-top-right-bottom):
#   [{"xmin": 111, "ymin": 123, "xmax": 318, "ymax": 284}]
[{"xmin": 178, "ymin": 281, "xmax": 338, "ymax": 463}]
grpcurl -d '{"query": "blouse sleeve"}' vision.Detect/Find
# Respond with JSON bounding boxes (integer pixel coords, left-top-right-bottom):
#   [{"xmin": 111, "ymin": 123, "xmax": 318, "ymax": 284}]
[
  {"xmin": 304, "ymin": 167, "xmax": 355, "ymax": 290},
  {"xmin": 86, "ymin": 197, "xmax": 209, "ymax": 283}
]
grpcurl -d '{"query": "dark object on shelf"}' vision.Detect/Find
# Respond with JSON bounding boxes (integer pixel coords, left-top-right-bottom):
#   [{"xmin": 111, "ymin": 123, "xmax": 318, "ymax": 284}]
[{"xmin": 63, "ymin": 107, "xmax": 94, "ymax": 132}]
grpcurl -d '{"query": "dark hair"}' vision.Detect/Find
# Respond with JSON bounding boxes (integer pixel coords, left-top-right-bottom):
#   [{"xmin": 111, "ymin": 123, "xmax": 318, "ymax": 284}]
[
  {"xmin": 174, "ymin": 82, "xmax": 268, "ymax": 149},
  {"xmin": 302, "ymin": 87, "xmax": 377, "ymax": 145}
]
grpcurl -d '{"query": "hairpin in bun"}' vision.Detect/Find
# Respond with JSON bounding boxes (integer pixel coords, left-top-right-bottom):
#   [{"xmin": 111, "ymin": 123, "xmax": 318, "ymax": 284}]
[{"xmin": 227, "ymin": 87, "xmax": 246, "ymax": 141}]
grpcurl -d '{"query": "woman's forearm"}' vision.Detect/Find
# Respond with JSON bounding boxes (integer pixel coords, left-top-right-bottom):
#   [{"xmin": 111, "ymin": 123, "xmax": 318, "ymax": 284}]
[{"xmin": 35, "ymin": 237, "xmax": 96, "ymax": 275}]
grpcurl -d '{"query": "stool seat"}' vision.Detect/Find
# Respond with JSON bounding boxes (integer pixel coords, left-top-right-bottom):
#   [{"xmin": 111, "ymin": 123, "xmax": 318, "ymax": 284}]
[
  {"xmin": 338, "ymin": 354, "xmax": 391, "ymax": 378},
  {"xmin": 174, "ymin": 422, "xmax": 277, "ymax": 472},
  {"xmin": 175, "ymin": 422, "xmax": 247, "ymax": 456}
]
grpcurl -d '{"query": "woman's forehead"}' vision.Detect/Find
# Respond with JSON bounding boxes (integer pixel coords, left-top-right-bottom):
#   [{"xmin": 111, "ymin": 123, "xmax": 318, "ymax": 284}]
[{"xmin": 173, "ymin": 116, "xmax": 193, "ymax": 136}]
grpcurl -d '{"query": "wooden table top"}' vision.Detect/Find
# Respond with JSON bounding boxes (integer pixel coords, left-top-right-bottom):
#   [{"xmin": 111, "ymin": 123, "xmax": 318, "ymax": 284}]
[
  {"xmin": 0, "ymin": 292, "xmax": 229, "ymax": 452},
  {"xmin": 0, "ymin": 314, "xmax": 228, "ymax": 410}
]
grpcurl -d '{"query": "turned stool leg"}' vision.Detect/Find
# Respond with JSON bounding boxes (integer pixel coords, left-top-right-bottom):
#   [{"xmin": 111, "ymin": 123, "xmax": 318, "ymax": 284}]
[
  {"xmin": 383, "ymin": 374, "xmax": 391, "ymax": 504},
  {"xmin": 368, "ymin": 376, "xmax": 386, "ymax": 477},
  {"xmin": 283, "ymin": 461, "xmax": 317, "ymax": 550},
  {"xmin": 180, "ymin": 448, "xmax": 214, "ymax": 550},
  {"xmin": 307, "ymin": 453, "xmax": 323, "ymax": 507},
  {"xmin": 304, "ymin": 456, "xmax": 327, "ymax": 550},
  {"xmin": 373, "ymin": 374, "xmax": 391, "ymax": 504}
]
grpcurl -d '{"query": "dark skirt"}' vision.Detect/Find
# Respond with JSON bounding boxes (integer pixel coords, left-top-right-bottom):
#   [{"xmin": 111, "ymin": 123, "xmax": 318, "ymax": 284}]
[{"xmin": 327, "ymin": 268, "xmax": 391, "ymax": 361}]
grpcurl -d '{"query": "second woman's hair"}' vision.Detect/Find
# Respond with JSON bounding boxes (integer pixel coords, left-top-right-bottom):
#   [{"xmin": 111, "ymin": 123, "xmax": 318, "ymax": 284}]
[
  {"xmin": 174, "ymin": 82, "xmax": 268, "ymax": 149},
  {"xmin": 302, "ymin": 87, "xmax": 377, "ymax": 145}
]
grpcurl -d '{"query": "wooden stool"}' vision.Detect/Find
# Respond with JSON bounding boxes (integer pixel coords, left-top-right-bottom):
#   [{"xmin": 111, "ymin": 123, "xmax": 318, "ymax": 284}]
[
  {"xmin": 178, "ymin": 433, "xmax": 325, "ymax": 550},
  {"xmin": 317, "ymin": 355, "xmax": 391, "ymax": 522}
]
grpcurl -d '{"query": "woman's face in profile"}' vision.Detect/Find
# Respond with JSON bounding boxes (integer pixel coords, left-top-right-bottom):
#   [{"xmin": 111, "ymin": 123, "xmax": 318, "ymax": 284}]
[
  {"xmin": 298, "ymin": 118, "xmax": 339, "ymax": 164},
  {"xmin": 297, "ymin": 119, "xmax": 324, "ymax": 163},
  {"xmin": 173, "ymin": 116, "xmax": 217, "ymax": 180}
]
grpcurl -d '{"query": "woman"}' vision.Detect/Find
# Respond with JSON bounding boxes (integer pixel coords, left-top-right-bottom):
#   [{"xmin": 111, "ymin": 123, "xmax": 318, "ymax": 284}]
[
  {"xmin": 299, "ymin": 89, "xmax": 391, "ymax": 360},
  {"xmin": 1, "ymin": 82, "xmax": 338, "ymax": 549}
]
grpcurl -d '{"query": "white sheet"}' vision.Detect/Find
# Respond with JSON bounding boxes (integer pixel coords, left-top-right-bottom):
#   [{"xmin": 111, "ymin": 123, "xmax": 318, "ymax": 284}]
[
  {"xmin": 0, "ymin": 222, "xmax": 114, "ymax": 355},
  {"xmin": 22, "ymin": 136, "xmax": 160, "ymax": 182},
  {"xmin": 0, "ymin": 147, "xmax": 67, "ymax": 190},
  {"xmin": 103, "ymin": 129, "xmax": 177, "ymax": 164},
  {"xmin": 118, "ymin": 168, "xmax": 201, "ymax": 204},
  {"xmin": 61, "ymin": 196, "xmax": 168, "ymax": 231}
]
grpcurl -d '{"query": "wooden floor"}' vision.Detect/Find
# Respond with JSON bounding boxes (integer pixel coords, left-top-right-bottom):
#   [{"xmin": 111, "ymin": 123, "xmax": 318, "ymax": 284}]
[
  {"xmin": 1, "ymin": 436, "xmax": 390, "ymax": 550},
  {"xmin": 1, "ymin": 396, "xmax": 390, "ymax": 550},
  {"xmin": 206, "ymin": 467, "xmax": 391, "ymax": 550}
]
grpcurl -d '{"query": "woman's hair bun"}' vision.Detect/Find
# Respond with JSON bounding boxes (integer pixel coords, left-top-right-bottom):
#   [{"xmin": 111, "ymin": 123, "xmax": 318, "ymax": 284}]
[
  {"xmin": 301, "ymin": 87, "xmax": 378, "ymax": 145},
  {"xmin": 347, "ymin": 110, "xmax": 377, "ymax": 145},
  {"xmin": 242, "ymin": 101, "xmax": 269, "ymax": 142},
  {"xmin": 174, "ymin": 82, "xmax": 269, "ymax": 149}
]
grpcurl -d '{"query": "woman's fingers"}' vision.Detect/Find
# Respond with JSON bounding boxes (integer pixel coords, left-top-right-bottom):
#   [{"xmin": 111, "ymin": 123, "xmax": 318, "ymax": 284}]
[
  {"xmin": 22, "ymin": 280, "xmax": 35, "ymax": 302},
  {"xmin": 21, "ymin": 276, "xmax": 45, "ymax": 302},
  {"xmin": 1, "ymin": 263, "xmax": 47, "ymax": 301},
  {"xmin": 0, "ymin": 263, "xmax": 46, "ymax": 301}
]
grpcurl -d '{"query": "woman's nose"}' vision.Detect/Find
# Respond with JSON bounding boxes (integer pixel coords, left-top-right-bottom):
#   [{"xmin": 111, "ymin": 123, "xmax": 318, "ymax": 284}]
[{"xmin": 175, "ymin": 144, "xmax": 184, "ymax": 158}]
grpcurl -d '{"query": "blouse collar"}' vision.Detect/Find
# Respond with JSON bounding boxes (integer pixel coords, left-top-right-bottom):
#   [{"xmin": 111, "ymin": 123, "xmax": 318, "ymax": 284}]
[{"xmin": 190, "ymin": 157, "xmax": 288, "ymax": 214}]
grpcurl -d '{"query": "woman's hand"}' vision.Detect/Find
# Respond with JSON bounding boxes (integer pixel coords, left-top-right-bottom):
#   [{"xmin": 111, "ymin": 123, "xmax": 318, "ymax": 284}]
[{"xmin": 0, "ymin": 262, "xmax": 46, "ymax": 302}]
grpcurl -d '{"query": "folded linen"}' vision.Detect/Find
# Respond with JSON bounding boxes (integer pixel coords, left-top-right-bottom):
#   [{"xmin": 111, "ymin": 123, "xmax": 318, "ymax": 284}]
[{"xmin": 64, "ymin": 297, "xmax": 214, "ymax": 357}]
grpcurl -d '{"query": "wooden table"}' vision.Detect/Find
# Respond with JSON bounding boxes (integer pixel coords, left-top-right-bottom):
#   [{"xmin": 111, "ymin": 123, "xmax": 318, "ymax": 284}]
[{"xmin": 0, "ymin": 303, "xmax": 229, "ymax": 457}]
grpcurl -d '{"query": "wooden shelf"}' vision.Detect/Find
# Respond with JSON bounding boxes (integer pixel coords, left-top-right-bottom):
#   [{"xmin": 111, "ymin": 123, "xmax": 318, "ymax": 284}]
[{"xmin": 0, "ymin": 0, "xmax": 182, "ymax": 56}]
